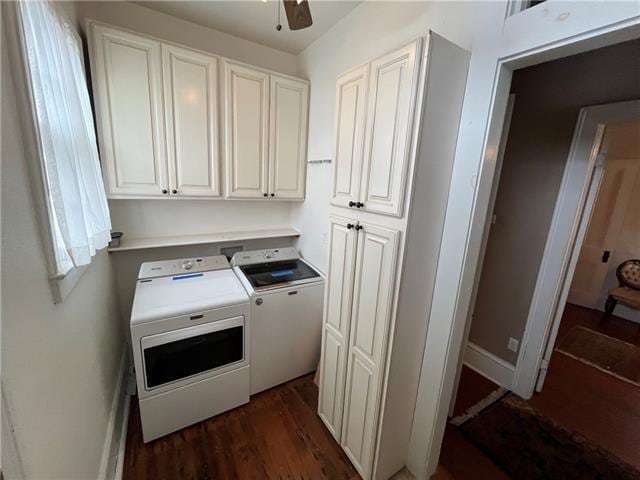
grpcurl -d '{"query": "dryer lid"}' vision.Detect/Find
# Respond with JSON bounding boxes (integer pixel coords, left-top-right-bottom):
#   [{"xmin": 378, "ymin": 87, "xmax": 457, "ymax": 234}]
[{"xmin": 131, "ymin": 269, "xmax": 248, "ymax": 325}]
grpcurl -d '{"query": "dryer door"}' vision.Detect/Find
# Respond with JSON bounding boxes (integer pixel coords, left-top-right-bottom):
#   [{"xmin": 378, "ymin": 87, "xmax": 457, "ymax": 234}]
[{"xmin": 141, "ymin": 316, "xmax": 245, "ymax": 390}]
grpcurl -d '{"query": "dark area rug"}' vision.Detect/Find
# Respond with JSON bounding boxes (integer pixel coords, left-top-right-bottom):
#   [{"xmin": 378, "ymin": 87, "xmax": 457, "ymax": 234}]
[
  {"xmin": 556, "ymin": 325, "xmax": 640, "ymax": 385},
  {"xmin": 456, "ymin": 393, "xmax": 640, "ymax": 480}
]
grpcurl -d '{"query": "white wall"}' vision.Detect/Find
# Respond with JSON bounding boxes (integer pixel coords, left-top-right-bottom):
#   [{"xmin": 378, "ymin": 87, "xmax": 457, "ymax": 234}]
[
  {"xmin": 291, "ymin": 1, "xmax": 494, "ymax": 273},
  {"xmin": 73, "ymin": 0, "xmax": 299, "ymax": 243},
  {"xmin": 468, "ymin": 39, "xmax": 640, "ymax": 364},
  {"xmin": 1, "ymin": 8, "xmax": 124, "ymax": 477}
]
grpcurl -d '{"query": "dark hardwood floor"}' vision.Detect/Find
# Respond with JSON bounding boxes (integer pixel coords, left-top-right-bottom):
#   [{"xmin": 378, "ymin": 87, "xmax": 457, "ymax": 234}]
[
  {"xmin": 439, "ymin": 303, "xmax": 640, "ymax": 479},
  {"xmin": 557, "ymin": 303, "xmax": 640, "ymax": 347},
  {"xmin": 123, "ymin": 374, "xmax": 359, "ymax": 480}
]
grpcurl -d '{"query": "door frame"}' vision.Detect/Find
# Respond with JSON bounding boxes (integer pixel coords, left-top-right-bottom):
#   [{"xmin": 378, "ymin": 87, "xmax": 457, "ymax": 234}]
[
  {"xmin": 448, "ymin": 93, "xmax": 516, "ymax": 415},
  {"xmin": 409, "ymin": 2, "xmax": 640, "ymax": 477},
  {"xmin": 512, "ymin": 100, "xmax": 640, "ymax": 397}
]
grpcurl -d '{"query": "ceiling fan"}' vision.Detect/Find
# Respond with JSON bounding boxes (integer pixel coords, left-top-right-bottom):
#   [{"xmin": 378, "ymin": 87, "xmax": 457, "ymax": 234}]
[{"xmin": 272, "ymin": 0, "xmax": 313, "ymax": 31}]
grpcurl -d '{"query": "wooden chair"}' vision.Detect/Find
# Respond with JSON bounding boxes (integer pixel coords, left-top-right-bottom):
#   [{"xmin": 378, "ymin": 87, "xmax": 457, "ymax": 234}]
[{"xmin": 605, "ymin": 259, "xmax": 640, "ymax": 316}]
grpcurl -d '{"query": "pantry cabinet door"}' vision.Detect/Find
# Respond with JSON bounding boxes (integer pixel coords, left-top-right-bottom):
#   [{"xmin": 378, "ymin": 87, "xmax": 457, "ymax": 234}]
[
  {"xmin": 341, "ymin": 222, "xmax": 399, "ymax": 478},
  {"xmin": 269, "ymin": 75, "xmax": 309, "ymax": 199},
  {"xmin": 361, "ymin": 41, "xmax": 420, "ymax": 217},
  {"xmin": 224, "ymin": 61, "xmax": 269, "ymax": 198},
  {"xmin": 318, "ymin": 216, "xmax": 358, "ymax": 440},
  {"xmin": 162, "ymin": 45, "xmax": 220, "ymax": 197},
  {"xmin": 90, "ymin": 24, "xmax": 168, "ymax": 196},
  {"xmin": 331, "ymin": 65, "xmax": 368, "ymax": 208}
]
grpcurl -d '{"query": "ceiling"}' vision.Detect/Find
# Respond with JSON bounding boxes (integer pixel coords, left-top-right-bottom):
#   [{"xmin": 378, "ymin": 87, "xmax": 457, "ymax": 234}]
[{"xmin": 135, "ymin": 1, "xmax": 362, "ymax": 54}]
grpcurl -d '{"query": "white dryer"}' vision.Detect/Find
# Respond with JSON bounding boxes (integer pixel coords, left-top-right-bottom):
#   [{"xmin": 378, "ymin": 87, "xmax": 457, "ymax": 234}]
[
  {"xmin": 130, "ymin": 255, "xmax": 250, "ymax": 442},
  {"xmin": 232, "ymin": 248, "xmax": 324, "ymax": 394}
]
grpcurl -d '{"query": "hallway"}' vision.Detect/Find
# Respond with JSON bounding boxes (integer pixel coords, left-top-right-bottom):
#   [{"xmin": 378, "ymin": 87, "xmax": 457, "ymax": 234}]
[{"xmin": 440, "ymin": 304, "xmax": 640, "ymax": 478}]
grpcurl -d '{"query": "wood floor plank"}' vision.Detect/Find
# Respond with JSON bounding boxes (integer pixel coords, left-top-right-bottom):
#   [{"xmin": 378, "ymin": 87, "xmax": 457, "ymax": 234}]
[{"xmin": 123, "ymin": 374, "xmax": 359, "ymax": 480}]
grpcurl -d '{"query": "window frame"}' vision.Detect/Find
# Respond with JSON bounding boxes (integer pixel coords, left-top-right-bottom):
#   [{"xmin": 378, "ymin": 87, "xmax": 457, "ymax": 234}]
[{"xmin": 3, "ymin": 2, "xmax": 90, "ymax": 303}]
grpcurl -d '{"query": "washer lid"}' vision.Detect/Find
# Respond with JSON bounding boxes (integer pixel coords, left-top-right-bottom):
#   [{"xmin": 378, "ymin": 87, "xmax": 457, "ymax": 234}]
[{"xmin": 131, "ymin": 269, "xmax": 248, "ymax": 325}]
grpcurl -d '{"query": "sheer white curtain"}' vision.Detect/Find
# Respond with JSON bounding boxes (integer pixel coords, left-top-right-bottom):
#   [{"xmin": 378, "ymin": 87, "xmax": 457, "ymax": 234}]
[{"xmin": 18, "ymin": 1, "xmax": 111, "ymax": 276}]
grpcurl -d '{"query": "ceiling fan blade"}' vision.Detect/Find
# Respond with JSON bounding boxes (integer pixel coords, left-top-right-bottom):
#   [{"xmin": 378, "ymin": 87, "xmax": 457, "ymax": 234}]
[{"xmin": 283, "ymin": 0, "xmax": 313, "ymax": 30}]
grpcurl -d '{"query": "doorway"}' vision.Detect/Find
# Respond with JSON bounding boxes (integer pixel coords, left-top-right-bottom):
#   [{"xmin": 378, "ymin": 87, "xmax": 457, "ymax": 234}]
[{"xmin": 439, "ymin": 38, "xmax": 640, "ymax": 479}]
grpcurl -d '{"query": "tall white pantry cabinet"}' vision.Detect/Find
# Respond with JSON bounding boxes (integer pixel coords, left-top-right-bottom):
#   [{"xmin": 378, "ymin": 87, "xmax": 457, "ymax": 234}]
[
  {"xmin": 318, "ymin": 34, "xmax": 471, "ymax": 479},
  {"xmin": 87, "ymin": 21, "xmax": 309, "ymax": 200}
]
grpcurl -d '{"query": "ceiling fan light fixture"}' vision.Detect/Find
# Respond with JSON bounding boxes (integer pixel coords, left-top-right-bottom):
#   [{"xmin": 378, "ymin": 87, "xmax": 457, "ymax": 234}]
[{"xmin": 283, "ymin": 0, "xmax": 313, "ymax": 30}]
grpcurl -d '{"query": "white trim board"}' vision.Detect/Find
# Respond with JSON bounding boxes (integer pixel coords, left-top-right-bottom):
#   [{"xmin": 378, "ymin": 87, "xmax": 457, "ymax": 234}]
[
  {"xmin": 98, "ymin": 350, "xmax": 130, "ymax": 480},
  {"xmin": 463, "ymin": 342, "xmax": 515, "ymax": 389}
]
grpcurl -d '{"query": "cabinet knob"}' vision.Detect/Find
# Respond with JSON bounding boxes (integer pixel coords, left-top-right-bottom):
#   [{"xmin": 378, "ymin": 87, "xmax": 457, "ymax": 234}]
[
  {"xmin": 346, "ymin": 223, "xmax": 354, "ymax": 229},
  {"xmin": 355, "ymin": 224, "xmax": 363, "ymax": 231},
  {"xmin": 263, "ymin": 193, "xmax": 268, "ymax": 197},
  {"xmin": 172, "ymin": 189, "xmax": 177, "ymax": 194},
  {"xmin": 162, "ymin": 189, "xmax": 168, "ymax": 194},
  {"xmin": 271, "ymin": 193, "xmax": 275, "ymax": 197},
  {"xmin": 349, "ymin": 201, "xmax": 356, "ymax": 207},
  {"xmin": 356, "ymin": 202, "xmax": 364, "ymax": 208}
]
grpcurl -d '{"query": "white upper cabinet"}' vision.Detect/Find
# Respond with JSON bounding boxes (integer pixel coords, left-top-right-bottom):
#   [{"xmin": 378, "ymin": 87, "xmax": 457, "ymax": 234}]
[
  {"xmin": 331, "ymin": 40, "xmax": 420, "ymax": 217},
  {"xmin": 90, "ymin": 24, "xmax": 168, "ymax": 196},
  {"xmin": 269, "ymin": 74, "xmax": 309, "ymax": 199},
  {"xmin": 331, "ymin": 65, "xmax": 368, "ymax": 209},
  {"xmin": 88, "ymin": 21, "xmax": 309, "ymax": 200},
  {"xmin": 223, "ymin": 61, "xmax": 270, "ymax": 198},
  {"xmin": 361, "ymin": 41, "xmax": 419, "ymax": 216},
  {"xmin": 162, "ymin": 44, "xmax": 220, "ymax": 197}
]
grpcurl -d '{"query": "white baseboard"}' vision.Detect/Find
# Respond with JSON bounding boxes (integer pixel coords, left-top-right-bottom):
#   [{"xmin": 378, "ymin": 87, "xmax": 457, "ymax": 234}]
[
  {"xmin": 463, "ymin": 342, "xmax": 515, "ymax": 389},
  {"xmin": 98, "ymin": 350, "xmax": 130, "ymax": 480}
]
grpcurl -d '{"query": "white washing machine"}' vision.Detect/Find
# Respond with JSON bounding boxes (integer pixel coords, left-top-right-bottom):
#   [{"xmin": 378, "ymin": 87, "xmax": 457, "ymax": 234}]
[
  {"xmin": 232, "ymin": 248, "xmax": 324, "ymax": 395},
  {"xmin": 130, "ymin": 255, "xmax": 250, "ymax": 442}
]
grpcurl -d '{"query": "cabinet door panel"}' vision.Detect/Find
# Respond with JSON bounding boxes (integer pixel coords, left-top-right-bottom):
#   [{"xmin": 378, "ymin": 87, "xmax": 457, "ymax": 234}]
[
  {"xmin": 331, "ymin": 65, "xmax": 368, "ymax": 208},
  {"xmin": 341, "ymin": 222, "xmax": 399, "ymax": 477},
  {"xmin": 318, "ymin": 217, "xmax": 358, "ymax": 439},
  {"xmin": 269, "ymin": 75, "xmax": 309, "ymax": 199},
  {"xmin": 91, "ymin": 25, "xmax": 167, "ymax": 196},
  {"xmin": 361, "ymin": 41, "xmax": 419, "ymax": 216},
  {"xmin": 224, "ymin": 62, "xmax": 269, "ymax": 198},
  {"xmin": 163, "ymin": 45, "xmax": 220, "ymax": 197}
]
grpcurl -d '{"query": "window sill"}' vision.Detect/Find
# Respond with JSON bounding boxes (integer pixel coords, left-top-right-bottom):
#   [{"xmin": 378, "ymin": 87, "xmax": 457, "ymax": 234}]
[{"xmin": 49, "ymin": 264, "xmax": 88, "ymax": 304}]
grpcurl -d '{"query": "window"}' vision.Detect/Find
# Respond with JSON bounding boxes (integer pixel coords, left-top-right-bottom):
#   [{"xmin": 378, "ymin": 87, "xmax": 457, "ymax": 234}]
[{"xmin": 16, "ymin": 1, "xmax": 111, "ymax": 280}]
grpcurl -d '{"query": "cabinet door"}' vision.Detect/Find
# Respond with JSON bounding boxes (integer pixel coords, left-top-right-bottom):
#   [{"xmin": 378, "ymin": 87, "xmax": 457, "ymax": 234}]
[
  {"xmin": 90, "ymin": 24, "xmax": 167, "ymax": 196},
  {"xmin": 318, "ymin": 216, "xmax": 358, "ymax": 440},
  {"xmin": 269, "ymin": 75, "xmax": 309, "ymax": 199},
  {"xmin": 223, "ymin": 61, "xmax": 269, "ymax": 198},
  {"xmin": 331, "ymin": 65, "xmax": 368, "ymax": 209},
  {"xmin": 341, "ymin": 222, "xmax": 399, "ymax": 477},
  {"xmin": 361, "ymin": 41, "xmax": 420, "ymax": 217},
  {"xmin": 162, "ymin": 45, "xmax": 220, "ymax": 197}
]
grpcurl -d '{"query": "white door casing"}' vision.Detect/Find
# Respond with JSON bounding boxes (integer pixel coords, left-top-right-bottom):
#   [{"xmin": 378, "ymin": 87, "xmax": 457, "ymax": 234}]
[
  {"xmin": 224, "ymin": 61, "xmax": 270, "ymax": 198},
  {"xmin": 91, "ymin": 25, "xmax": 167, "ymax": 196},
  {"xmin": 318, "ymin": 216, "xmax": 359, "ymax": 440},
  {"xmin": 162, "ymin": 44, "xmax": 220, "ymax": 197},
  {"xmin": 269, "ymin": 74, "xmax": 309, "ymax": 199},
  {"xmin": 341, "ymin": 222, "xmax": 399, "ymax": 478},
  {"xmin": 331, "ymin": 64, "xmax": 369, "ymax": 209},
  {"xmin": 361, "ymin": 40, "xmax": 420, "ymax": 217}
]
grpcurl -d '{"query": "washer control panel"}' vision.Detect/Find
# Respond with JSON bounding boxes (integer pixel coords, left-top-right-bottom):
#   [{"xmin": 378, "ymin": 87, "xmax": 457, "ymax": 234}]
[
  {"xmin": 138, "ymin": 255, "xmax": 230, "ymax": 279},
  {"xmin": 231, "ymin": 247, "xmax": 299, "ymax": 266}
]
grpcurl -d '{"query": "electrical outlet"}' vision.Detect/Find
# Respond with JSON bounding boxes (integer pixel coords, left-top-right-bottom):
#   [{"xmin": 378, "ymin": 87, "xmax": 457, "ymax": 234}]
[{"xmin": 507, "ymin": 337, "xmax": 519, "ymax": 353}]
